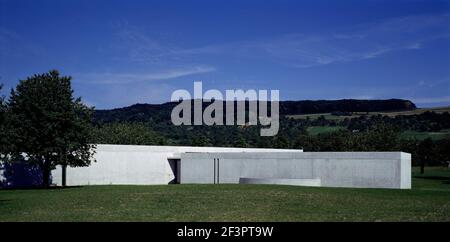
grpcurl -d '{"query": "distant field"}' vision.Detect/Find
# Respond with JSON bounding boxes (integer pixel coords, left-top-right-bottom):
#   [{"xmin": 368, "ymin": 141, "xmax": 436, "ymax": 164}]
[
  {"xmin": 0, "ymin": 167, "xmax": 449, "ymax": 221},
  {"xmin": 304, "ymin": 126, "xmax": 450, "ymax": 139},
  {"xmin": 307, "ymin": 126, "xmax": 346, "ymax": 135},
  {"xmin": 288, "ymin": 106, "xmax": 450, "ymax": 139},
  {"xmin": 400, "ymin": 129, "xmax": 450, "ymax": 140},
  {"xmin": 287, "ymin": 106, "xmax": 450, "ymax": 120},
  {"xmin": 289, "ymin": 113, "xmax": 345, "ymax": 120}
]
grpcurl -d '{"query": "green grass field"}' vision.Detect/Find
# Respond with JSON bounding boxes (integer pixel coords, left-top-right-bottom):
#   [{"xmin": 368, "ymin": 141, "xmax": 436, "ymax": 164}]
[
  {"xmin": 307, "ymin": 126, "xmax": 346, "ymax": 135},
  {"xmin": 400, "ymin": 129, "xmax": 450, "ymax": 141},
  {"xmin": 287, "ymin": 106, "xmax": 450, "ymax": 120},
  {"xmin": 0, "ymin": 167, "xmax": 449, "ymax": 222},
  {"xmin": 288, "ymin": 106, "xmax": 450, "ymax": 140},
  {"xmin": 306, "ymin": 127, "xmax": 450, "ymax": 140}
]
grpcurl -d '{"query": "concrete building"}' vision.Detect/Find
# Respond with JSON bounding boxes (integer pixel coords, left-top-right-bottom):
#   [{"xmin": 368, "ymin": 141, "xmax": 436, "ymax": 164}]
[
  {"xmin": 181, "ymin": 152, "xmax": 411, "ymax": 189},
  {"xmin": 46, "ymin": 144, "xmax": 411, "ymax": 189},
  {"xmin": 51, "ymin": 144, "xmax": 302, "ymax": 186}
]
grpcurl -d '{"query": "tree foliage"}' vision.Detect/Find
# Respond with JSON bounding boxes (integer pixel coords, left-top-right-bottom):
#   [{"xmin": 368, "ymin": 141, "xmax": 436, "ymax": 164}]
[
  {"xmin": 0, "ymin": 84, "xmax": 7, "ymax": 156},
  {"xmin": 7, "ymin": 70, "xmax": 95, "ymax": 187},
  {"xmin": 91, "ymin": 122, "xmax": 166, "ymax": 145}
]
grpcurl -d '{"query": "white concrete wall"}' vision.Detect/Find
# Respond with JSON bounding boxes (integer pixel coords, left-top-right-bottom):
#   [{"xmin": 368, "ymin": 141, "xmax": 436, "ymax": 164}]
[
  {"xmin": 52, "ymin": 144, "xmax": 302, "ymax": 186},
  {"xmin": 180, "ymin": 152, "xmax": 411, "ymax": 189}
]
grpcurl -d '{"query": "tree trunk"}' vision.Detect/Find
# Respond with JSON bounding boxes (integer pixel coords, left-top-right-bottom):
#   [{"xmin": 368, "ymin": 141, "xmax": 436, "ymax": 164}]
[
  {"xmin": 42, "ymin": 162, "xmax": 51, "ymax": 188},
  {"xmin": 420, "ymin": 161, "xmax": 425, "ymax": 174},
  {"xmin": 62, "ymin": 165, "xmax": 67, "ymax": 187}
]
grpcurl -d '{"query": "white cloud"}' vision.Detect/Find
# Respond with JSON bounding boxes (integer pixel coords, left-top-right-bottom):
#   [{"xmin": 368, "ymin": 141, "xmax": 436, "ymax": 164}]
[{"xmin": 362, "ymin": 48, "xmax": 394, "ymax": 59}]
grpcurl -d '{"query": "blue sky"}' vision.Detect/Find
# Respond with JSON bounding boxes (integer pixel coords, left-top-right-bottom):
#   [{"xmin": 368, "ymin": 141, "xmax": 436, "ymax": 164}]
[{"xmin": 0, "ymin": 0, "xmax": 449, "ymax": 109}]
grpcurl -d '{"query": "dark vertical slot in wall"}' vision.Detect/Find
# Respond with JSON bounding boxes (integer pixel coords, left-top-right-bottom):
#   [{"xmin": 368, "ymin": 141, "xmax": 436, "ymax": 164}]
[
  {"xmin": 168, "ymin": 159, "xmax": 181, "ymax": 184},
  {"xmin": 176, "ymin": 160, "xmax": 181, "ymax": 184},
  {"xmin": 213, "ymin": 158, "xmax": 220, "ymax": 184}
]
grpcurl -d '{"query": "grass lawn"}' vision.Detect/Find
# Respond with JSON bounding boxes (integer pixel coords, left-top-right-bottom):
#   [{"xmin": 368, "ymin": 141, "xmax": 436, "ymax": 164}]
[{"xmin": 0, "ymin": 167, "xmax": 449, "ymax": 222}]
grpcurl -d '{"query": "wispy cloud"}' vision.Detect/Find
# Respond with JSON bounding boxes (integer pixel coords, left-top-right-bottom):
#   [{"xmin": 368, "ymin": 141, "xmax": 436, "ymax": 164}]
[
  {"xmin": 406, "ymin": 77, "xmax": 450, "ymax": 105},
  {"xmin": 248, "ymin": 13, "xmax": 450, "ymax": 68},
  {"xmin": 81, "ymin": 82, "xmax": 176, "ymax": 109},
  {"xmin": 0, "ymin": 27, "xmax": 45, "ymax": 59},
  {"xmin": 112, "ymin": 24, "xmax": 176, "ymax": 63},
  {"xmin": 77, "ymin": 65, "xmax": 216, "ymax": 84},
  {"xmin": 112, "ymin": 13, "xmax": 450, "ymax": 68},
  {"xmin": 323, "ymin": 77, "xmax": 450, "ymax": 106},
  {"xmin": 410, "ymin": 96, "xmax": 450, "ymax": 104}
]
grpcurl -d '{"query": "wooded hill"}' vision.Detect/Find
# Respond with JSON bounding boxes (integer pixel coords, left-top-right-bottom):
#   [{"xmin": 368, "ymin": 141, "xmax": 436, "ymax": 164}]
[{"xmin": 94, "ymin": 99, "xmax": 416, "ymax": 123}]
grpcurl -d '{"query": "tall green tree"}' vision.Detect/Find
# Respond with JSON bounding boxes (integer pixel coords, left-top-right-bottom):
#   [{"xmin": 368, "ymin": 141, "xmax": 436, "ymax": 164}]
[
  {"xmin": 233, "ymin": 133, "xmax": 247, "ymax": 148},
  {"xmin": 191, "ymin": 134, "xmax": 212, "ymax": 147},
  {"xmin": 8, "ymin": 70, "xmax": 95, "ymax": 187},
  {"xmin": 0, "ymin": 84, "xmax": 7, "ymax": 156},
  {"xmin": 417, "ymin": 138, "xmax": 434, "ymax": 174},
  {"xmin": 435, "ymin": 137, "xmax": 450, "ymax": 165}
]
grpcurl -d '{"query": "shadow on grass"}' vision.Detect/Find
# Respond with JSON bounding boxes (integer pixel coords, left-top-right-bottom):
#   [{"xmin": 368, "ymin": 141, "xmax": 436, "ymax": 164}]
[
  {"xmin": 414, "ymin": 172, "xmax": 450, "ymax": 186},
  {"xmin": 415, "ymin": 176, "xmax": 450, "ymax": 181}
]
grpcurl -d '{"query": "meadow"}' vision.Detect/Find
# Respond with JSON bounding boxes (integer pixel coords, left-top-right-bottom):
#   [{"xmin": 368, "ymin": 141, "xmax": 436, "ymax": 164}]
[{"xmin": 0, "ymin": 167, "xmax": 449, "ymax": 222}]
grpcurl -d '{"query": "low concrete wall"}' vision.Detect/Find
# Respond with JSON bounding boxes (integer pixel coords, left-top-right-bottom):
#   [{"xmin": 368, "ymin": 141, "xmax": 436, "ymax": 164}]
[
  {"xmin": 180, "ymin": 152, "xmax": 411, "ymax": 189},
  {"xmin": 51, "ymin": 144, "xmax": 303, "ymax": 186},
  {"xmin": 239, "ymin": 178, "xmax": 321, "ymax": 187}
]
